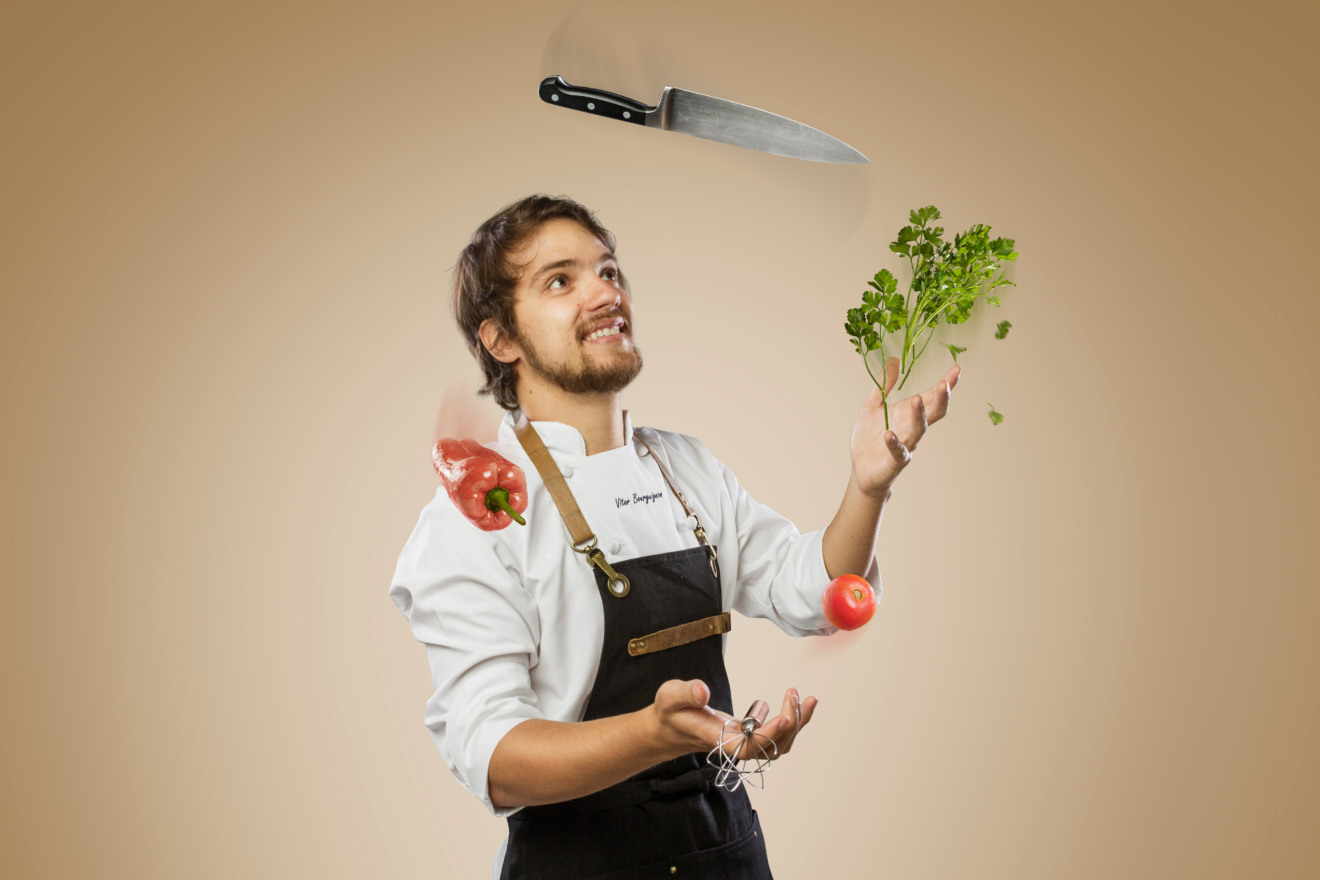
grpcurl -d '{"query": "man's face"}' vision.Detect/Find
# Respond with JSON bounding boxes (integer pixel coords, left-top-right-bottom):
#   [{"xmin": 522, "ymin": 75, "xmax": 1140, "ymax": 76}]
[{"xmin": 500, "ymin": 217, "xmax": 643, "ymax": 398}]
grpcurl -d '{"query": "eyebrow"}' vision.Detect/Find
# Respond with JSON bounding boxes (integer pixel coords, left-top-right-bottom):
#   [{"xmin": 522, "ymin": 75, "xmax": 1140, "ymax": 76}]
[{"xmin": 530, "ymin": 252, "xmax": 618, "ymax": 285}]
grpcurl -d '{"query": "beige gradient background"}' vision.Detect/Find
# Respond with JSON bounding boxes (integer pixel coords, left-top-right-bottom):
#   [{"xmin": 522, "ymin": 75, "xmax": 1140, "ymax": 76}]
[{"xmin": 3, "ymin": 0, "xmax": 1317, "ymax": 876}]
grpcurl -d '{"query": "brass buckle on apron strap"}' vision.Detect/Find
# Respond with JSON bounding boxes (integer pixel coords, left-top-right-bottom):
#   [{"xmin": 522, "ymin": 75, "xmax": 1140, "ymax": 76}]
[
  {"xmin": 628, "ymin": 612, "xmax": 731, "ymax": 656},
  {"xmin": 573, "ymin": 536, "xmax": 630, "ymax": 597},
  {"xmin": 692, "ymin": 524, "xmax": 719, "ymax": 581}
]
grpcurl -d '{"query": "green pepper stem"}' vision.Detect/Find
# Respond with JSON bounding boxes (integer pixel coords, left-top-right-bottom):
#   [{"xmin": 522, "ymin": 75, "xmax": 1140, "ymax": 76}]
[{"xmin": 484, "ymin": 486, "xmax": 526, "ymax": 525}]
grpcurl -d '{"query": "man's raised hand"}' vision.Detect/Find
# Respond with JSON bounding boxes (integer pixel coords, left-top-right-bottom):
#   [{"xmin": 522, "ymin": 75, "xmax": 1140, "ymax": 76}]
[{"xmin": 850, "ymin": 357, "xmax": 961, "ymax": 497}]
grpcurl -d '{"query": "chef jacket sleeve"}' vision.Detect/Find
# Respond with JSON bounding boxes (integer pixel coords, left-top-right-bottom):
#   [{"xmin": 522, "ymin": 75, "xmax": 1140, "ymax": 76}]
[
  {"xmin": 388, "ymin": 489, "xmax": 541, "ymax": 818},
  {"xmin": 691, "ymin": 438, "xmax": 882, "ymax": 637}
]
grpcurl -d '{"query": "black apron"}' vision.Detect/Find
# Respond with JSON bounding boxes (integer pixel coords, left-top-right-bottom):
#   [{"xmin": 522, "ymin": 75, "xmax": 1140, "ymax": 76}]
[{"xmin": 501, "ymin": 416, "xmax": 774, "ymax": 880}]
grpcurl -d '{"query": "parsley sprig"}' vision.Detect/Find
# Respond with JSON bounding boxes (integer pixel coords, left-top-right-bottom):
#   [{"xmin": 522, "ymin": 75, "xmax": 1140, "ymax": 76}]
[{"xmin": 845, "ymin": 206, "xmax": 1019, "ymax": 428}]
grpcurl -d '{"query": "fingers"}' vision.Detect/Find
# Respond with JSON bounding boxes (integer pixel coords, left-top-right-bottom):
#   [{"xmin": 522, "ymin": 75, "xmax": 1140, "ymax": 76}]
[
  {"xmin": 921, "ymin": 365, "xmax": 959, "ymax": 424},
  {"xmin": 881, "ymin": 363, "xmax": 960, "ymax": 434},
  {"xmin": 885, "ymin": 430, "xmax": 911, "ymax": 466},
  {"xmin": 780, "ymin": 688, "xmax": 799, "ymax": 734},
  {"xmin": 655, "ymin": 678, "xmax": 711, "ymax": 714},
  {"xmin": 890, "ymin": 393, "xmax": 928, "ymax": 453},
  {"xmin": 800, "ymin": 695, "xmax": 819, "ymax": 728},
  {"xmin": 750, "ymin": 688, "xmax": 819, "ymax": 760},
  {"xmin": 655, "ymin": 679, "xmax": 735, "ymax": 754},
  {"xmin": 681, "ymin": 679, "xmax": 710, "ymax": 708},
  {"xmin": 921, "ymin": 381, "xmax": 950, "ymax": 424},
  {"xmin": 669, "ymin": 683, "xmax": 820, "ymax": 761}
]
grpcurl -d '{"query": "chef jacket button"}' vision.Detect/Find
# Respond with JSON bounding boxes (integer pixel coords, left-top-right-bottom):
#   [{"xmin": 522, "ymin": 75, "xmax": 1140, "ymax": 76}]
[
  {"xmin": 637, "ymin": 442, "xmax": 650, "ymax": 456},
  {"xmin": 560, "ymin": 465, "xmax": 574, "ymax": 478}
]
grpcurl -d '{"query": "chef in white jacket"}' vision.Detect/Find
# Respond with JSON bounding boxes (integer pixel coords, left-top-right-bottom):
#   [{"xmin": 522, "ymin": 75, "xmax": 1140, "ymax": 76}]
[{"xmin": 388, "ymin": 194, "xmax": 959, "ymax": 879}]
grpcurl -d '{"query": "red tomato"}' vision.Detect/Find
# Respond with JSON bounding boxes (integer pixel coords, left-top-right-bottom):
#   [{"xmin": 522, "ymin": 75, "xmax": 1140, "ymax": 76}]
[{"xmin": 821, "ymin": 574, "xmax": 876, "ymax": 630}]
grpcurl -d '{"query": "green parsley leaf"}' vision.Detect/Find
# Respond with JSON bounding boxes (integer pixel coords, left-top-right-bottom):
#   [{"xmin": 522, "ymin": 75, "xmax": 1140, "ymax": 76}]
[
  {"xmin": 988, "ymin": 404, "xmax": 1004, "ymax": 425},
  {"xmin": 846, "ymin": 206, "xmax": 1021, "ymax": 429}
]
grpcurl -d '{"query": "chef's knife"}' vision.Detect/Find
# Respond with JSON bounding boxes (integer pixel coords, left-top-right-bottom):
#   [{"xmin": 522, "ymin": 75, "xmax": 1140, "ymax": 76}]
[{"xmin": 538, "ymin": 75, "xmax": 868, "ymax": 164}]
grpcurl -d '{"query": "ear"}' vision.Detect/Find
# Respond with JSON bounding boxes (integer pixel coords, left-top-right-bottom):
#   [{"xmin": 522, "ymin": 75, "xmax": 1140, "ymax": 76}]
[{"xmin": 479, "ymin": 318, "xmax": 520, "ymax": 365}]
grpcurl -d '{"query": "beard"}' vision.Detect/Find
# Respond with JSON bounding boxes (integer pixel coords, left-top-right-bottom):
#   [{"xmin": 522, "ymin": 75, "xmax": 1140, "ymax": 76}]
[{"xmin": 513, "ymin": 326, "xmax": 644, "ymax": 396}]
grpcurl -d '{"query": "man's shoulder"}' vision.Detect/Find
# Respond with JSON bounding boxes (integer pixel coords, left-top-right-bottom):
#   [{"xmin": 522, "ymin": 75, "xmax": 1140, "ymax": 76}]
[
  {"xmin": 635, "ymin": 424, "xmax": 708, "ymax": 457},
  {"xmin": 392, "ymin": 484, "xmax": 524, "ymax": 588},
  {"xmin": 633, "ymin": 425, "xmax": 731, "ymax": 483},
  {"xmin": 408, "ymin": 483, "xmax": 523, "ymax": 552}
]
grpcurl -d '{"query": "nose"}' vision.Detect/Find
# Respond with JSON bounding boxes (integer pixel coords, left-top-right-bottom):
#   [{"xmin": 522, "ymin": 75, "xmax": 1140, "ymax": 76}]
[{"xmin": 583, "ymin": 270, "xmax": 623, "ymax": 312}]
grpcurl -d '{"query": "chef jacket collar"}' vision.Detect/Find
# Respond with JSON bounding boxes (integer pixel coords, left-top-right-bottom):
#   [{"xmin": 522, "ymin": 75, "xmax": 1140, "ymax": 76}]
[{"xmin": 500, "ymin": 407, "xmax": 636, "ymax": 460}]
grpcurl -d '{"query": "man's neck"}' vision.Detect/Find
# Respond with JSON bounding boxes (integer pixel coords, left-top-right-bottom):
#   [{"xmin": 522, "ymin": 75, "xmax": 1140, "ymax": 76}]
[{"xmin": 517, "ymin": 390, "xmax": 626, "ymax": 456}]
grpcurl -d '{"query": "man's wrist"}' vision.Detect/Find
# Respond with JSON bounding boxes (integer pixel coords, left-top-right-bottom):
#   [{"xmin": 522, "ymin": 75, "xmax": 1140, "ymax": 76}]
[
  {"xmin": 642, "ymin": 700, "xmax": 712, "ymax": 762},
  {"xmin": 640, "ymin": 703, "xmax": 687, "ymax": 761},
  {"xmin": 864, "ymin": 482, "xmax": 894, "ymax": 501},
  {"xmin": 849, "ymin": 470, "xmax": 894, "ymax": 504}
]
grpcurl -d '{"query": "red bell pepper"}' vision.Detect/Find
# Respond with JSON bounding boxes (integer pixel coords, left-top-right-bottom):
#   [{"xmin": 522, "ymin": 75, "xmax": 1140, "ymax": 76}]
[{"xmin": 432, "ymin": 438, "xmax": 528, "ymax": 531}]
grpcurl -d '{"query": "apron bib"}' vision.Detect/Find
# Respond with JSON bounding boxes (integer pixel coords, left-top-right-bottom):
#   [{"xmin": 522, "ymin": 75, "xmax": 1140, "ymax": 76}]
[{"xmin": 500, "ymin": 415, "xmax": 773, "ymax": 880}]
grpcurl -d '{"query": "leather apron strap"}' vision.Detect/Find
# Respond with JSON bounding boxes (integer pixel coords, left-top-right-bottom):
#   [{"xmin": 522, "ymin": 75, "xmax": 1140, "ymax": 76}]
[
  {"xmin": 512, "ymin": 412, "xmax": 593, "ymax": 544},
  {"xmin": 634, "ymin": 431, "xmax": 720, "ymax": 580},
  {"xmin": 514, "ymin": 412, "xmax": 632, "ymax": 597}
]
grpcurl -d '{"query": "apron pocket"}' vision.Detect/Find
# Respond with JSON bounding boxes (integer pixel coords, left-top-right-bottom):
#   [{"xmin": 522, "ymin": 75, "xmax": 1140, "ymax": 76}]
[{"xmin": 584, "ymin": 810, "xmax": 772, "ymax": 880}]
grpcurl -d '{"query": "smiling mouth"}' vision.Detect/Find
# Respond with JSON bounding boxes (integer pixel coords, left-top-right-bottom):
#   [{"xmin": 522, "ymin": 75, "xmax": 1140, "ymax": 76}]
[
  {"xmin": 583, "ymin": 325, "xmax": 624, "ymax": 342},
  {"xmin": 582, "ymin": 318, "xmax": 628, "ymax": 342}
]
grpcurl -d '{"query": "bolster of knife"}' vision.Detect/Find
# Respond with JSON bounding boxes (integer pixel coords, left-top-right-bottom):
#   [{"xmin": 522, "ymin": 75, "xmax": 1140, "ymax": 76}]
[{"xmin": 538, "ymin": 76, "xmax": 650, "ymax": 126}]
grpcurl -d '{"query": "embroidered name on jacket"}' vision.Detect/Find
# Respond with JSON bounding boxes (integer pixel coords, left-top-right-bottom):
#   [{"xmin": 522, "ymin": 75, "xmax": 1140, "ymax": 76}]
[{"xmin": 614, "ymin": 490, "xmax": 665, "ymax": 509}]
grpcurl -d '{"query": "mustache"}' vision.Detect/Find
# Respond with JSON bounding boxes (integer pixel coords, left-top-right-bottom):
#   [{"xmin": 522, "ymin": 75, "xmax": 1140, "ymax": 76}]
[{"xmin": 579, "ymin": 310, "xmax": 629, "ymax": 336}]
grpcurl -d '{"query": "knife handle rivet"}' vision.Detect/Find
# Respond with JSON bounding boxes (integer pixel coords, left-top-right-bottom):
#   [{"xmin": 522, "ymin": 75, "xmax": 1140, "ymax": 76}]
[
  {"xmin": 587, "ymin": 102, "xmax": 596, "ymax": 110},
  {"xmin": 623, "ymin": 111, "xmax": 630, "ymax": 119},
  {"xmin": 551, "ymin": 94, "xmax": 559, "ymax": 102}
]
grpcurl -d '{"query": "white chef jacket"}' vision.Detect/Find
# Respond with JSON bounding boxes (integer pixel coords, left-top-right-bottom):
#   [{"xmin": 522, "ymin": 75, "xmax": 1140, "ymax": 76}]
[{"xmin": 388, "ymin": 408, "xmax": 881, "ymax": 819}]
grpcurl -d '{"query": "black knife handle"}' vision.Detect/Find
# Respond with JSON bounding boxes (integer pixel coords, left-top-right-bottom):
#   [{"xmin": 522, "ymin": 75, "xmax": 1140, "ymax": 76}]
[{"xmin": 538, "ymin": 75, "xmax": 650, "ymax": 126}]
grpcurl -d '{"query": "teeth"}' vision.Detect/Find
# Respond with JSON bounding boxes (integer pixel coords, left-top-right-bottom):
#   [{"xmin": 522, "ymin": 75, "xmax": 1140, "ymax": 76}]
[{"xmin": 585, "ymin": 325, "xmax": 621, "ymax": 341}]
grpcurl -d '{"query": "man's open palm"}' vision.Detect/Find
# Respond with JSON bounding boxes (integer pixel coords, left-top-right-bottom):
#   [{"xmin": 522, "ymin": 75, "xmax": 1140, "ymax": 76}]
[{"xmin": 850, "ymin": 357, "xmax": 961, "ymax": 497}]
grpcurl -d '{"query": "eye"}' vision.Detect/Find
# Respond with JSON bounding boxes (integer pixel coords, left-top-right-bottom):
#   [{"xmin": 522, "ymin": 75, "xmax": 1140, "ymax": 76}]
[
  {"xmin": 547, "ymin": 274, "xmax": 568, "ymax": 290},
  {"xmin": 602, "ymin": 265, "xmax": 620, "ymax": 281}
]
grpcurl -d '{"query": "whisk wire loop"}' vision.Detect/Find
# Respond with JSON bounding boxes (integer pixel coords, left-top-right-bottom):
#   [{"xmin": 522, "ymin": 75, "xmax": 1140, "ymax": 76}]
[{"xmin": 706, "ymin": 714, "xmax": 777, "ymax": 792}]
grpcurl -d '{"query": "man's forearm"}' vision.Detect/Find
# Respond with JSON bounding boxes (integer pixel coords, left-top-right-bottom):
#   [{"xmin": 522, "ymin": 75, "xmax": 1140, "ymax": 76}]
[
  {"xmin": 488, "ymin": 708, "xmax": 682, "ymax": 809},
  {"xmin": 821, "ymin": 472, "xmax": 891, "ymax": 580}
]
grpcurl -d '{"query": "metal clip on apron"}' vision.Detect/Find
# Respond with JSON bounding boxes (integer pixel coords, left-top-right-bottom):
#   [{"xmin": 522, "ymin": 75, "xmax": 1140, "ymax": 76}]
[{"xmin": 503, "ymin": 414, "xmax": 773, "ymax": 880}]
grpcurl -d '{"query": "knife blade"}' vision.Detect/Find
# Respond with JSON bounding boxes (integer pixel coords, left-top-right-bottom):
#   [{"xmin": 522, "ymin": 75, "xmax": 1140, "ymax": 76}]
[{"xmin": 538, "ymin": 75, "xmax": 868, "ymax": 164}]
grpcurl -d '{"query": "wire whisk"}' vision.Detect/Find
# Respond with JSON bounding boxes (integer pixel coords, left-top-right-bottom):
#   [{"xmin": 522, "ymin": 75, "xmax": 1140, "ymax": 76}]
[{"xmin": 706, "ymin": 701, "xmax": 778, "ymax": 792}]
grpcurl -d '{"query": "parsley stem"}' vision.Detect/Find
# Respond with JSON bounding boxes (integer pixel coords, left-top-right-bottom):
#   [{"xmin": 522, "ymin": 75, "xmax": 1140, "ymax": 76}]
[
  {"xmin": 860, "ymin": 349, "xmax": 890, "ymax": 430},
  {"xmin": 912, "ymin": 285, "xmax": 991, "ymax": 340},
  {"xmin": 913, "ymin": 326, "xmax": 936, "ymax": 363}
]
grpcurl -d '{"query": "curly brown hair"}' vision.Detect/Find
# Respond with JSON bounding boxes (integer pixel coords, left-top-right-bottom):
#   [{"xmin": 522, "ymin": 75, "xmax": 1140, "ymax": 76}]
[{"xmin": 451, "ymin": 194, "xmax": 630, "ymax": 411}]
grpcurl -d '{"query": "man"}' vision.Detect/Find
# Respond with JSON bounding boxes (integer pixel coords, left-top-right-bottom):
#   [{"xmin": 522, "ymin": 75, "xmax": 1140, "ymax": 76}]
[{"xmin": 389, "ymin": 194, "xmax": 958, "ymax": 878}]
